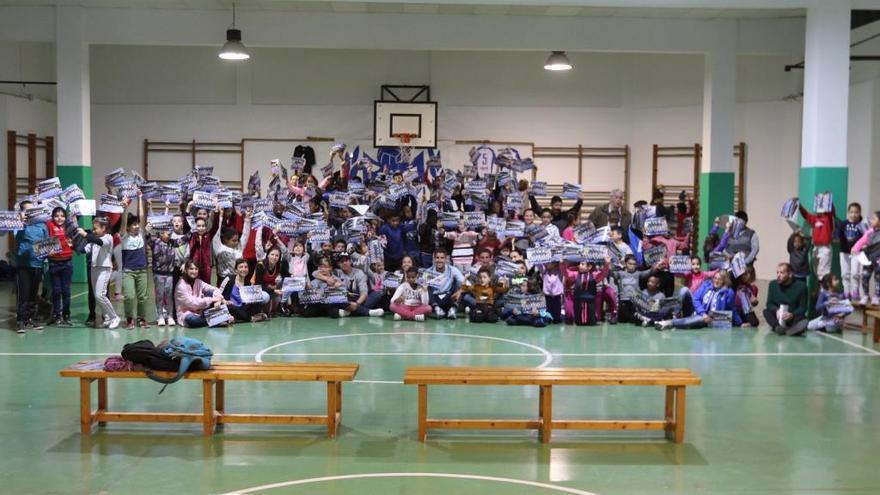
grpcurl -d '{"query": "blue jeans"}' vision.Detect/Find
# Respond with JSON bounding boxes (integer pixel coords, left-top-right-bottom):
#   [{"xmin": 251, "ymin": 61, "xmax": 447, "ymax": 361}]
[
  {"xmin": 351, "ymin": 291, "xmax": 385, "ymax": 316},
  {"xmin": 184, "ymin": 314, "xmax": 208, "ymax": 328},
  {"xmin": 671, "ymin": 287, "xmax": 705, "ymax": 329},
  {"xmin": 49, "ymin": 259, "xmax": 73, "ymax": 317},
  {"xmin": 671, "ymin": 314, "xmax": 708, "ymax": 329}
]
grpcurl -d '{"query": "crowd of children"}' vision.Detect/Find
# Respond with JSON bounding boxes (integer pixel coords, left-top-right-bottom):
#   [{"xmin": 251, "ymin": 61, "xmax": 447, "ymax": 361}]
[{"xmin": 10, "ymin": 145, "xmax": 880, "ymax": 335}]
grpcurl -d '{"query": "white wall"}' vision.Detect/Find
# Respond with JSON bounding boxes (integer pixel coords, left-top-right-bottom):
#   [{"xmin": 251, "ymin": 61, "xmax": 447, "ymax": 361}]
[{"xmin": 4, "ymin": 42, "xmax": 878, "ymax": 279}]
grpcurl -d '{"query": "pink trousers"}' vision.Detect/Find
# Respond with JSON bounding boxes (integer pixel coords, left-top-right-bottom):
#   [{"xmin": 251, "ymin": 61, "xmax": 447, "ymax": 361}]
[{"xmin": 390, "ymin": 303, "xmax": 432, "ymax": 320}]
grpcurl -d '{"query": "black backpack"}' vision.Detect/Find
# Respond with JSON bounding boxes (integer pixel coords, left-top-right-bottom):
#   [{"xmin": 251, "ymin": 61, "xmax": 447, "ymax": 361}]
[{"xmin": 122, "ymin": 339, "xmax": 178, "ymax": 372}]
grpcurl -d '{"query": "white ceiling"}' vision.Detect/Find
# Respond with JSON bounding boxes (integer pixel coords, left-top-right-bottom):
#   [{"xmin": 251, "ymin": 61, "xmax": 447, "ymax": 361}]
[{"xmin": 0, "ymin": 0, "xmax": 807, "ymax": 18}]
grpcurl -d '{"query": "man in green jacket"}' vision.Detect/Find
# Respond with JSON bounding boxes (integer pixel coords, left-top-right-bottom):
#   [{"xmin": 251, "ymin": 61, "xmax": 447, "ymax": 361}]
[{"xmin": 763, "ymin": 262, "xmax": 808, "ymax": 336}]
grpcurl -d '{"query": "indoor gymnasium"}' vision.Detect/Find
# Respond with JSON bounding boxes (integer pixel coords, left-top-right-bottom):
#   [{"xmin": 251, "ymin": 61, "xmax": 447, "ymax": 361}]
[{"xmin": 1, "ymin": 1, "xmax": 879, "ymax": 494}]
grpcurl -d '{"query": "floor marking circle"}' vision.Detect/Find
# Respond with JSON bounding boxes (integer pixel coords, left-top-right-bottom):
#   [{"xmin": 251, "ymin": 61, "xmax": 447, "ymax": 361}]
[
  {"xmin": 219, "ymin": 472, "xmax": 599, "ymax": 495},
  {"xmin": 254, "ymin": 331, "xmax": 554, "ymax": 382}
]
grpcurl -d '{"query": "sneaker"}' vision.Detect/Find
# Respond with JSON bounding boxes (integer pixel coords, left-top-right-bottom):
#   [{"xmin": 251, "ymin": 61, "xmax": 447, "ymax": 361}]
[
  {"xmin": 368, "ymin": 308, "xmax": 384, "ymax": 317},
  {"xmin": 872, "ymin": 296, "xmax": 880, "ymax": 306},
  {"xmin": 773, "ymin": 325, "xmax": 786, "ymax": 336},
  {"xmin": 157, "ymin": 316, "xmax": 166, "ymax": 326},
  {"xmin": 414, "ymin": 314, "xmax": 425, "ymax": 322},
  {"xmin": 48, "ymin": 315, "xmax": 62, "ymax": 327},
  {"xmin": 608, "ymin": 315, "xmax": 618, "ymax": 325},
  {"xmin": 125, "ymin": 318, "xmax": 135, "ymax": 330},
  {"xmin": 447, "ymin": 308, "xmax": 457, "ymax": 320},
  {"xmin": 434, "ymin": 307, "xmax": 446, "ymax": 319},
  {"xmin": 166, "ymin": 317, "xmax": 176, "ymax": 326},
  {"xmin": 28, "ymin": 320, "xmax": 44, "ymax": 331},
  {"xmin": 393, "ymin": 313, "xmax": 402, "ymax": 321},
  {"xmin": 251, "ymin": 313, "xmax": 268, "ymax": 323},
  {"xmin": 640, "ymin": 318, "xmax": 650, "ymax": 328},
  {"xmin": 85, "ymin": 316, "xmax": 95, "ymax": 327},
  {"xmin": 107, "ymin": 316, "xmax": 121, "ymax": 329},
  {"xmin": 138, "ymin": 318, "xmax": 150, "ymax": 328},
  {"xmin": 859, "ymin": 295, "xmax": 869, "ymax": 306},
  {"xmin": 59, "ymin": 317, "xmax": 74, "ymax": 328},
  {"xmin": 338, "ymin": 309, "xmax": 350, "ymax": 318},
  {"xmin": 465, "ymin": 306, "xmax": 470, "ymax": 314},
  {"xmin": 15, "ymin": 322, "xmax": 26, "ymax": 334},
  {"xmin": 655, "ymin": 320, "xmax": 673, "ymax": 331}
]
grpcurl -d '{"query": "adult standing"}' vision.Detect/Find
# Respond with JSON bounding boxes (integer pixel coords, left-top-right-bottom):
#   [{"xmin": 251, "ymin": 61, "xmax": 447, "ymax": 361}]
[
  {"xmin": 588, "ymin": 189, "xmax": 632, "ymax": 232},
  {"xmin": 724, "ymin": 211, "xmax": 761, "ymax": 267},
  {"xmin": 763, "ymin": 263, "xmax": 808, "ymax": 336}
]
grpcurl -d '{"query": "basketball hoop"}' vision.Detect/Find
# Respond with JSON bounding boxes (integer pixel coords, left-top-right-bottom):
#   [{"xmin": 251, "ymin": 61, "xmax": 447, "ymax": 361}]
[{"xmin": 393, "ymin": 133, "xmax": 415, "ymax": 166}]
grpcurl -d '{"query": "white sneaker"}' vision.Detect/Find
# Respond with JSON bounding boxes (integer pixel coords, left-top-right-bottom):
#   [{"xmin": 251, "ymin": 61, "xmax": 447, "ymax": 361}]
[
  {"xmin": 393, "ymin": 313, "xmax": 402, "ymax": 321},
  {"xmin": 338, "ymin": 309, "xmax": 350, "ymax": 318},
  {"xmin": 872, "ymin": 297, "xmax": 880, "ymax": 306},
  {"xmin": 859, "ymin": 295, "xmax": 870, "ymax": 305},
  {"xmin": 465, "ymin": 306, "xmax": 470, "ymax": 314},
  {"xmin": 156, "ymin": 316, "xmax": 165, "ymax": 326},
  {"xmin": 434, "ymin": 307, "xmax": 446, "ymax": 319},
  {"xmin": 107, "ymin": 316, "xmax": 121, "ymax": 329},
  {"xmin": 414, "ymin": 314, "xmax": 425, "ymax": 322},
  {"xmin": 655, "ymin": 320, "xmax": 673, "ymax": 331},
  {"xmin": 447, "ymin": 308, "xmax": 457, "ymax": 320},
  {"xmin": 369, "ymin": 309, "xmax": 384, "ymax": 317},
  {"xmin": 166, "ymin": 317, "xmax": 176, "ymax": 326}
]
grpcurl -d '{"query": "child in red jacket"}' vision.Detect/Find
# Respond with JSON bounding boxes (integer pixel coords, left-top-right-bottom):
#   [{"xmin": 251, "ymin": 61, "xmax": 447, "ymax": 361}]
[{"xmin": 799, "ymin": 201, "xmax": 835, "ymax": 279}]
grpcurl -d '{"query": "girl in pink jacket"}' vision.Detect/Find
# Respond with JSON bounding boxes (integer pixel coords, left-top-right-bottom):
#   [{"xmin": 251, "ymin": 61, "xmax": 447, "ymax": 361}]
[
  {"xmin": 851, "ymin": 211, "xmax": 880, "ymax": 305},
  {"xmin": 175, "ymin": 260, "xmax": 230, "ymax": 327}
]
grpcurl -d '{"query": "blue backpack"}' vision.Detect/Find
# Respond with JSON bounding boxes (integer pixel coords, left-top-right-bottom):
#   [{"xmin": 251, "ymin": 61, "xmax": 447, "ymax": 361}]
[{"xmin": 147, "ymin": 337, "xmax": 213, "ymax": 393}]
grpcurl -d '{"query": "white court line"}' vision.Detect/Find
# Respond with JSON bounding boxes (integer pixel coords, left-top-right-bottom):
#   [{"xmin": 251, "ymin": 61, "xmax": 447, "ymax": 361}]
[
  {"xmin": 254, "ymin": 332, "xmax": 555, "ymax": 368},
  {"xmin": 815, "ymin": 331, "xmax": 880, "ymax": 355},
  {"xmin": 70, "ymin": 290, "xmax": 88, "ymax": 300},
  {"xmin": 219, "ymin": 472, "xmax": 599, "ymax": 495},
  {"xmin": 553, "ymin": 352, "xmax": 877, "ymax": 357}
]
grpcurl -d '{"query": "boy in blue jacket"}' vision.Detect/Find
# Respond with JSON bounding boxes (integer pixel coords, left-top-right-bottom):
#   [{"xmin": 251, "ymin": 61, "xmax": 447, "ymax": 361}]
[
  {"xmin": 378, "ymin": 213, "xmax": 416, "ymax": 272},
  {"xmin": 15, "ymin": 200, "xmax": 49, "ymax": 333}
]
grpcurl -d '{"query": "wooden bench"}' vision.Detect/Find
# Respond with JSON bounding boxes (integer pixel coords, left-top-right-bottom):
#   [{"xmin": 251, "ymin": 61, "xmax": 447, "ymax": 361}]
[
  {"xmin": 404, "ymin": 367, "xmax": 701, "ymax": 443},
  {"xmin": 59, "ymin": 361, "xmax": 359, "ymax": 437}
]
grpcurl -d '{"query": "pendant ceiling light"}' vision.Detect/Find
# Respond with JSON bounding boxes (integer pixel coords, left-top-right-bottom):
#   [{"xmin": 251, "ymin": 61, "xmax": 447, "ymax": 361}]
[
  {"xmin": 219, "ymin": 3, "xmax": 250, "ymax": 61},
  {"xmin": 544, "ymin": 51, "xmax": 572, "ymax": 71}
]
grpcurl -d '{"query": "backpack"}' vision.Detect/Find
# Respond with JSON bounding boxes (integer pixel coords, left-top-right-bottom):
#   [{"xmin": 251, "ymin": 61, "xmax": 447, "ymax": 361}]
[
  {"xmin": 148, "ymin": 337, "xmax": 213, "ymax": 389},
  {"xmin": 120, "ymin": 338, "xmax": 212, "ymax": 393},
  {"xmin": 121, "ymin": 340, "xmax": 177, "ymax": 372}
]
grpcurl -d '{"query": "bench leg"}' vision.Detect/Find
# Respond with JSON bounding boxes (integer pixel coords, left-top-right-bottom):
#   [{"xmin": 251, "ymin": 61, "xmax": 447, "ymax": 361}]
[
  {"xmin": 540, "ymin": 385, "xmax": 552, "ymax": 444},
  {"xmin": 326, "ymin": 382, "xmax": 338, "ymax": 439},
  {"xmin": 673, "ymin": 386, "xmax": 686, "ymax": 444},
  {"xmin": 863, "ymin": 311, "xmax": 869, "ymax": 334},
  {"xmin": 215, "ymin": 380, "xmax": 225, "ymax": 415},
  {"xmin": 97, "ymin": 378, "xmax": 108, "ymax": 426},
  {"xmin": 874, "ymin": 317, "xmax": 880, "ymax": 344},
  {"xmin": 418, "ymin": 384, "xmax": 427, "ymax": 442},
  {"xmin": 664, "ymin": 385, "xmax": 675, "ymax": 440},
  {"xmin": 202, "ymin": 380, "xmax": 215, "ymax": 436},
  {"xmin": 336, "ymin": 382, "xmax": 342, "ymax": 414},
  {"xmin": 79, "ymin": 378, "xmax": 93, "ymax": 435}
]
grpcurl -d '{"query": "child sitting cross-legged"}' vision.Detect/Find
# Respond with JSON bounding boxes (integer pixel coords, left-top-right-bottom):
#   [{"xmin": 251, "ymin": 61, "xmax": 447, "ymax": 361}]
[
  {"xmin": 807, "ymin": 273, "xmax": 852, "ymax": 333},
  {"xmin": 461, "ymin": 268, "xmax": 508, "ymax": 323},
  {"xmin": 390, "ymin": 267, "xmax": 432, "ymax": 321},
  {"xmin": 502, "ymin": 277, "xmax": 554, "ymax": 327}
]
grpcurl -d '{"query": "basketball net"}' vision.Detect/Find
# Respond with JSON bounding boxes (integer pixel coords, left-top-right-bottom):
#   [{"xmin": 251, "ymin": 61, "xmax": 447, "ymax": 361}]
[{"xmin": 394, "ymin": 133, "xmax": 415, "ymax": 166}]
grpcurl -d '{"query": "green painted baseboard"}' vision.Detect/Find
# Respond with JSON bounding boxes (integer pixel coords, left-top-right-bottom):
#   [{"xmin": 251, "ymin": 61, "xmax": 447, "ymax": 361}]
[{"xmin": 57, "ymin": 165, "xmax": 93, "ymax": 284}]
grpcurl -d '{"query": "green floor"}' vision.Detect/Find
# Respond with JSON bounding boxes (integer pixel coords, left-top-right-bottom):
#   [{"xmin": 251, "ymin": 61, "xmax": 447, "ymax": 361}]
[{"xmin": 2, "ymin": 282, "xmax": 879, "ymax": 495}]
